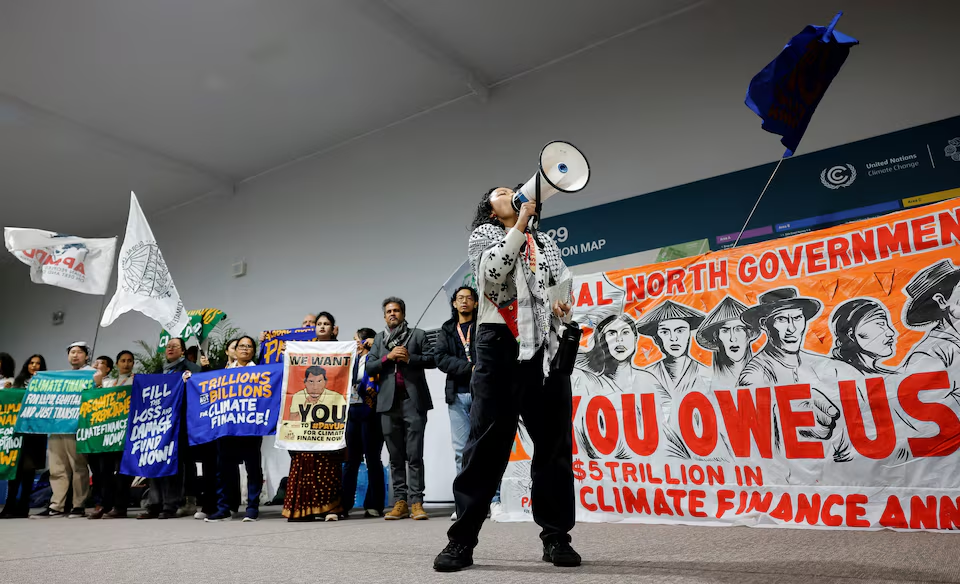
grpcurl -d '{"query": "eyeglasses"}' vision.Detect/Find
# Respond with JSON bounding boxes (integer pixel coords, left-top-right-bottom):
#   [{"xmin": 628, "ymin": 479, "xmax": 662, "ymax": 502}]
[{"xmin": 237, "ymin": 344, "xmax": 255, "ymax": 350}]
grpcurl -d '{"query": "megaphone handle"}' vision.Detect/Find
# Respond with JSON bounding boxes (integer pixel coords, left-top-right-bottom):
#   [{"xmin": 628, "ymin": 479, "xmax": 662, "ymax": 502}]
[{"xmin": 530, "ymin": 173, "xmax": 544, "ymax": 248}]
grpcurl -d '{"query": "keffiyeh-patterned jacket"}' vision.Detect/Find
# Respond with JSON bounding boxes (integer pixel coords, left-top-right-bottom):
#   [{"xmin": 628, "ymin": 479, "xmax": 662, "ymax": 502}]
[{"xmin": 468, "ymin": 223, "xmax": 573, "ymax": 375}]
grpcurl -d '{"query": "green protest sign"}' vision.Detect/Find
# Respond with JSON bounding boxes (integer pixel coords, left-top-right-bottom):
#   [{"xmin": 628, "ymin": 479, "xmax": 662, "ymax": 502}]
[
  {"xmin": 156, "ymin": 308, "xmax": 226, "ymax": 353},
  {"xmin": 77, "ymin": 386, "xmax": 131, "ymax": 454},
  {"xmin": 0, "ymin": 389, "xmax": 26, "ymax": 480}
]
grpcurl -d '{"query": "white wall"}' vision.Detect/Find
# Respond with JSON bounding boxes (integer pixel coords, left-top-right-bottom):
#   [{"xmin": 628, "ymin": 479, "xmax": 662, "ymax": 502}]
[{"xmin": 1, "ymin": 0, "xmax": 958, "ymax": 500}]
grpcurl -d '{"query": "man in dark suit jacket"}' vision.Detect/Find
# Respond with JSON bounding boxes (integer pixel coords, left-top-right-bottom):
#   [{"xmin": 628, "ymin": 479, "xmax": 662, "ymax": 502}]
[{"xmin": 366, "ymin": 296, "xmax": 435, "ymax": 521}]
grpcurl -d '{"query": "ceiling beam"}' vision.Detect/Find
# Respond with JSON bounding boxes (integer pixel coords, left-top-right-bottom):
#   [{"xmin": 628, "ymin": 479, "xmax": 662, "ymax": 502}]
[
  {"xmin": 354, "ymin": 0, "xmax": 490, "ymax": 102},
  {"xmin": 0, "ymin": 92, "xmax": 236, "ymax": 192}
]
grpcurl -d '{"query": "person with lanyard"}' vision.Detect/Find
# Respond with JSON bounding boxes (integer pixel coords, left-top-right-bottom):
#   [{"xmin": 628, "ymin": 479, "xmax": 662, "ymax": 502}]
[
  {"xmin": 283, "ymin": 312, "xmax": 348, "ymax": 522},
  {"xmin": 205, "ymin": 335, "xmax": 265, "ymax": 523},
  {"xmin": 435, "ymin": 286, "xmax": 503, "ymax": 521},
  {"xmin": 340, "ymin": 327, "xmax": 386, "ymax": 519},
  {"xmin": 434, "ymin": 187, "xmax": 579, "ymax": 572},
  {"xmin": 0, "ymin": 354, "xmax": 46, "ymax": 518},
  {"xmin": 93, "ymin": 350, "xmax": 136, "ymax": 519}
]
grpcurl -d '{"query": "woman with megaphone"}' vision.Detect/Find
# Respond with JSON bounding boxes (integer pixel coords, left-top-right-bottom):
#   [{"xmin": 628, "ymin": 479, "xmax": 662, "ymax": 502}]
[{"xmin": 434, "ymin": 186, "xmax": 581, "ymax": 572}]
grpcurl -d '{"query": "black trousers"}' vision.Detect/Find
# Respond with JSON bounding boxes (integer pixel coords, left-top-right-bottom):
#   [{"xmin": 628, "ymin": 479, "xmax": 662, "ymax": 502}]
[
  {"xmin": 2, "ymin": 464, "xmax": 36, "ymax": 516},
  {"xmin": 192, "ymin": 441, "xmax": 220, "ymax": 514},
  {"xmin": 342, "ymin": 404, "xmax": 386, "ymax": 511},
  {"xmin": 88, "ymin": 452, "xmax": 129, "ymax": 512},
  {"xmin": 448, "ymin": 324, "xmax": 575, "ymax": 548},
  {"xmin": 214, "ymin": 436, "xmax": 263, "ymax": 514}
]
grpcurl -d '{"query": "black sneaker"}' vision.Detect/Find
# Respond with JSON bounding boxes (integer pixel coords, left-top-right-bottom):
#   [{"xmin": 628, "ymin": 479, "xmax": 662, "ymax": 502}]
[
  {"xmin": 31, "ymin": 508, "xmax": 65, "ymax": 519},
  {"xmin": 543, "ymin": 541, "xmax": 581, "ymax": 567},
  {"xmin": 433, "ymin": 542, "xmax": 474, "ymax": 572},
  {"xmin": 67, "ymin": 508, "xmax": 85, "ymax": 518}
]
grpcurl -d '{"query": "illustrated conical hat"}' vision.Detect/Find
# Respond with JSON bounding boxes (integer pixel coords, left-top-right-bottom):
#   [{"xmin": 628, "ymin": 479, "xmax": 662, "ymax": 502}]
[
  {"xmin": 695, "ymin": 296, "xmax": 761, "ymax": 351},
  {"xmin": 740, "ymin": 287, "xmax": 822, "ymax": 329},
  {"xmin": 636, "ymin": 300, "xmax": 705, "ymax": 338},
  {"xmin": 904, "ymin": 260, "xmax": 960, "ymax": 327}
]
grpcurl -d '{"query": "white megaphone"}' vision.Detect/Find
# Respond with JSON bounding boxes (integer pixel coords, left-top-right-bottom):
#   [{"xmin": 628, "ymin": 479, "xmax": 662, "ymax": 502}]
[{"xmin": 512, "ymin": 141, "xmax": 590, "ymax": 213}]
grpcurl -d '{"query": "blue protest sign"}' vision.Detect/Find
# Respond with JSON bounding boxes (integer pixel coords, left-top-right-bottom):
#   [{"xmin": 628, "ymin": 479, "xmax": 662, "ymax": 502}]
[
  {"xmin": 120, "ymin": 373, "xmax": 183, "ymax": 478},
  {"xmin": 745, "ymin": 12, "xmax": 858, "ymax": 157},
  {"xmin": 14, "ymin": 370, "xmax": 95, "ymax": 434},
  {"xmin": 185, "ymin": 364, "xmax": 283, "ymax": 446},
  {"xmin": 259, "ymin": 327, "xmax": 316, "ymax": 364}
]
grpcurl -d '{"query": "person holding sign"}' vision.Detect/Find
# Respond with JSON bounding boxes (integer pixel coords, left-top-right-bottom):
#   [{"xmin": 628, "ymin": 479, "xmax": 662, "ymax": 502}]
[
  {"xmin": 1, "ymin": 355, "xmax": 46, "ymax": 518},
  {"xmin": 93, "ymin": 350, "xmax": 135, "ymax": 520},
  {"xmin": 282, "ymin": 312, "xmax": 347, "ymax": 522},
  {"xmin": 205, "ymin": 335, "xmax": 265, "ymax": 523},
  {"xmin": 34, "ymin": 342, "xmax": 94, "ymax": 519}
]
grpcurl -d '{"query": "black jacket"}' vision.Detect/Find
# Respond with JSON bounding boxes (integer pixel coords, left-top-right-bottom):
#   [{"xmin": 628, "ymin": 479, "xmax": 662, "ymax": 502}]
[{"xmin": 435, "ymin": 318, "xmax": 477, "ymax": 405}]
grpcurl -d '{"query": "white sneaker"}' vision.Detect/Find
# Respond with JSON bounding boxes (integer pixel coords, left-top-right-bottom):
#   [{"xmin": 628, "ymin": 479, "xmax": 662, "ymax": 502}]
[
  {"xmin": 324, "ymin": 513, "xmax": 339, "ymax": 522},
  {"xmin": 489, "ymin": 502, "xmax": 504, "ymax": 522},
  {"xmin": 450, "ymin": 511, "xmax": 458, "ymax": 521},
  {"xmin": 194, "ymin": 511, "xmax": 208, "ymax": 520}
]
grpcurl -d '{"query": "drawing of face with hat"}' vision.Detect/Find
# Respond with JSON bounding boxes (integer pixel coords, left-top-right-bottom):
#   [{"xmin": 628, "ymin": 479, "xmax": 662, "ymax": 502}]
[
  {"xmin": 741, "ymin": 287, "xmax": 822, "ymax": 354},
  {"xmin": 903, "ymin": 260, "xmax": 960, "ymax": 328},
  {"xmin": 636, "ymin": 300, "xmax": 705, "ymax": 360},
  {"xmin": 696, "ymin": 296, "xmax": 761, "ymax": 368}
]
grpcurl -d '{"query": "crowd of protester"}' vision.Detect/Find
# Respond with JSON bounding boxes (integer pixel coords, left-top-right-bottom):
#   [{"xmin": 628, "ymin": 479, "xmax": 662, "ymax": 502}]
[{"xmin": 0, "ymin": 290, "xmax": 488, "ymax": 523}]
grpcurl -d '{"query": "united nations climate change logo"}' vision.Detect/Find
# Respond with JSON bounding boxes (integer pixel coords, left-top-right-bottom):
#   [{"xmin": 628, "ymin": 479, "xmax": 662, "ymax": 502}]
[
  {"xmin": 820, "ymin": 164, "xmax": 857, "ymax": 189},
  {"xmin": 120, "ymin": 241, "xmax": 175, "ymax": 298},
  {"xmin": 946, "ymin": 138, "xmax": 960, "ymax": 162}
]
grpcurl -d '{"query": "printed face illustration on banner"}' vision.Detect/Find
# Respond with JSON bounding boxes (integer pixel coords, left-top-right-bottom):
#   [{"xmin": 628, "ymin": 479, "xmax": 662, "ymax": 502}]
[
  {"xmin": 500, "ymin": 197, "xmax": 960, "ymax": 531},
  {"xmin": 275, "ymin": 341, "xmax": 356, "ymax": 451}
]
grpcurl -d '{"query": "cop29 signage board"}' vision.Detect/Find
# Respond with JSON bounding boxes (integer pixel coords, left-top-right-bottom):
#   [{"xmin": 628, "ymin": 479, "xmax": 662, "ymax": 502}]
[{"xmin": 539, "ymin": 115, "xmax": 960, "ymax": 266}]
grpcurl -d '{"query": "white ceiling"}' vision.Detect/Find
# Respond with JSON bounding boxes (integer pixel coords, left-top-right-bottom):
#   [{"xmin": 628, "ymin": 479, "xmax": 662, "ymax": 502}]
[{"xmin": 0, "ymin": 0, "xmax": 704, "ymax": 238}]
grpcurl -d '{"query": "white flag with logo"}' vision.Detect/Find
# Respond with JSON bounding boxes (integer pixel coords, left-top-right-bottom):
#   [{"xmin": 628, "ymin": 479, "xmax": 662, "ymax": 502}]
[
  {"xmin": 4, "ymin": 228, "xmax": 116, "ymax": 295},
  {"xmin": 100, "ymin": 192, "xmax": 190, "ymax": 337}
]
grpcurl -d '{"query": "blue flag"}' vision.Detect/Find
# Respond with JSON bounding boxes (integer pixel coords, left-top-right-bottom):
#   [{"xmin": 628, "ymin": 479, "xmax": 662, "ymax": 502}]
[
  {"xmin": 745, "ymin": 12, "xmax": 858, "ymax": 157},
  {"xmin": 120, "ymin": 373, "xmax": 183, "ymax": 478},
  {"xmin": 185, "ymin": 364, "xmax": 283, "ymax": 446}
]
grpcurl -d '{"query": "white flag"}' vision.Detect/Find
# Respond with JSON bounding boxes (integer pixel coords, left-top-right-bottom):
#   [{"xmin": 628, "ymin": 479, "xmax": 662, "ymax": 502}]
[
  {"xmin": 100, "ymin": 192, "xmax": 190, "ymax": 337},
  {"xmin": 442, "ymin": 259, "xmax": 477, "ymax": 303},
  {"xmin": 4, "ymin": 228, "xmax": 116, "ymax": 295}
]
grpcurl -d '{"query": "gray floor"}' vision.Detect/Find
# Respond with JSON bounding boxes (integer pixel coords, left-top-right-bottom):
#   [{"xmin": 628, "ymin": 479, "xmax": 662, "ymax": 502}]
[{"xmin": 1, "ymin": 505, "xmax": 959, "ymax": 584}]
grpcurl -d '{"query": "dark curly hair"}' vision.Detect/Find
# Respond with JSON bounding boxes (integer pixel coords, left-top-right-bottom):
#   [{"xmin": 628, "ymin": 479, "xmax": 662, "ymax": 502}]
[{"xmin": 469, "ymin": 187, "xmax": 500, "ymax": 231}]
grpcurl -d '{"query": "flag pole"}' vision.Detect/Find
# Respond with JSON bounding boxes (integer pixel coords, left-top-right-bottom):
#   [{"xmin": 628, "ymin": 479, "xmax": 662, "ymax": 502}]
[
  {"xmin": 732, "ymin": 155, "xmax": 786, "ymax": 248},
  {"xmin": 90, "ymin": 292, "xmax": 110, "ymax": 358},
  {"xmin": 90, "ymin": 236, "xmax": 118, "ymax": 358},
  {"xmin": 405, "ymin": 285, "xmax": 445, "ymax": 346}
]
